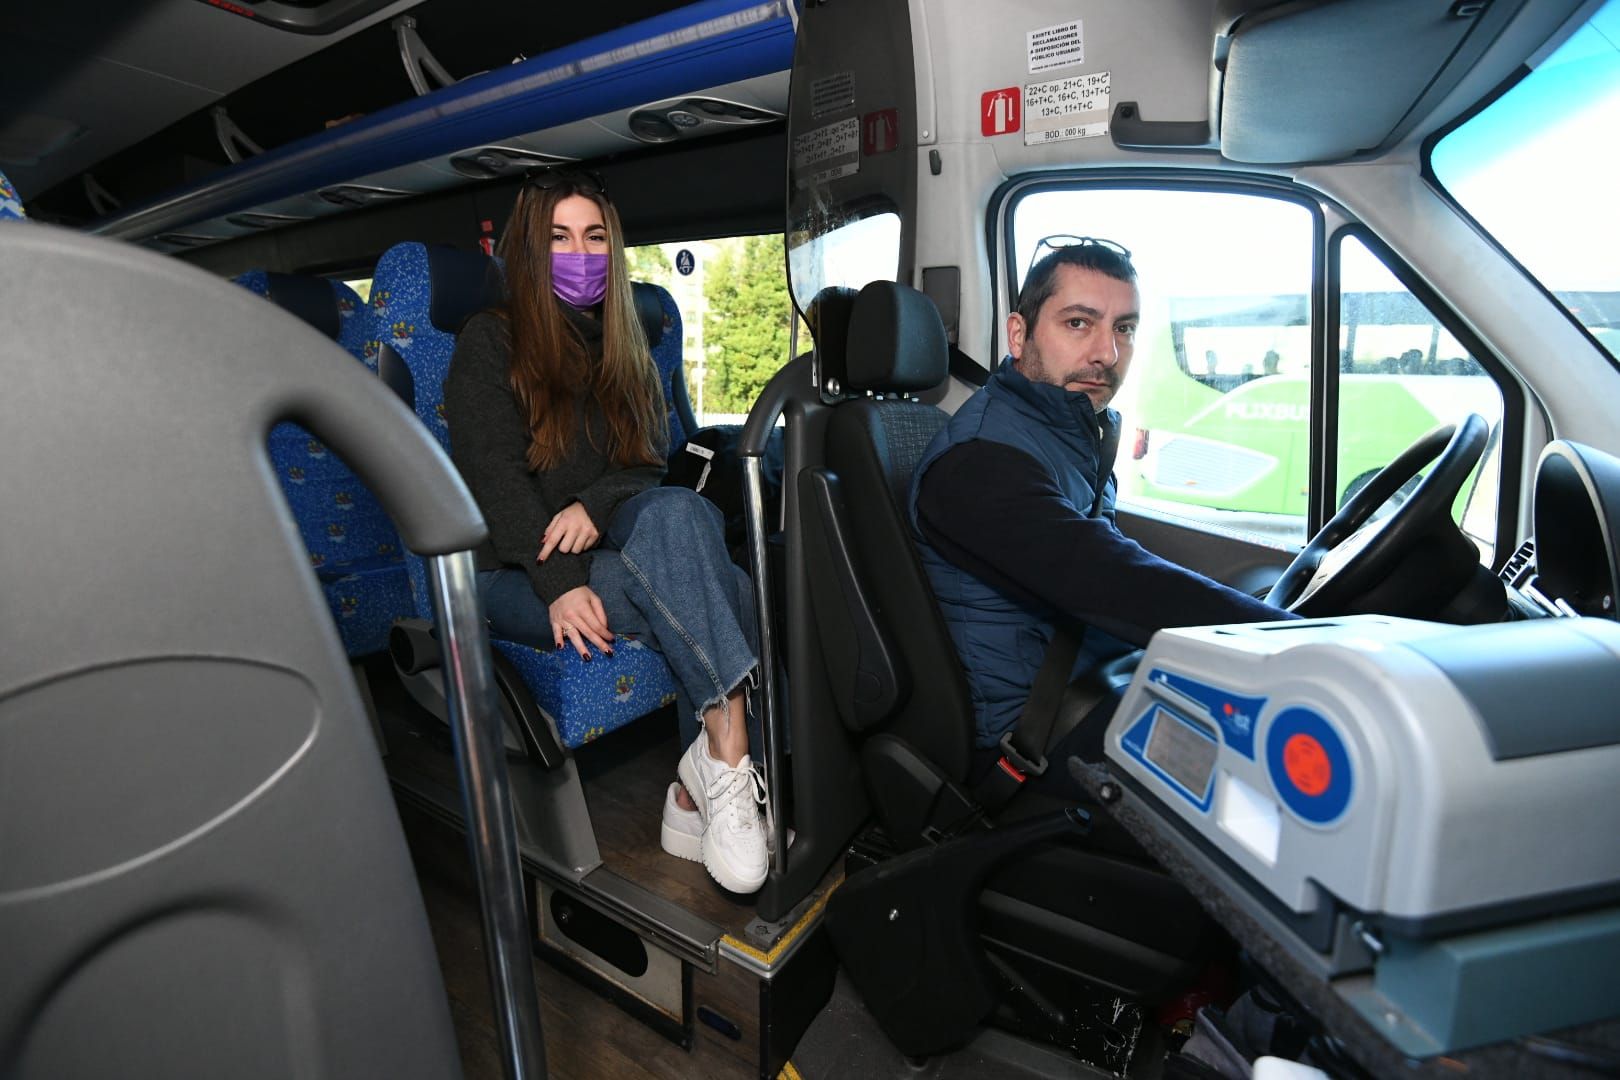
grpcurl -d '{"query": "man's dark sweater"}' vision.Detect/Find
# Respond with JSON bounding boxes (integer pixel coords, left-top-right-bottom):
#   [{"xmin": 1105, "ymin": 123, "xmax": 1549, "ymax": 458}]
[
  {"xmin": 915, "ymin": 439, "xmax": 1289, "ymax": 649},
  {"xmin": 909, "ymin": 357, "xmax": 1294, "ymax": 750},
  {"xmin": 443, "ymin": 306, "xmax": 663, "ymax": 605}
]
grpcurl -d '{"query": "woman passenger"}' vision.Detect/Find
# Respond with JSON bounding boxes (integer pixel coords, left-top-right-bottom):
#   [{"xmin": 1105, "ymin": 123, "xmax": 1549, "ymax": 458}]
[{"xmin": 443, "ymin": 169, "xmax": 768, "ymax": 893}]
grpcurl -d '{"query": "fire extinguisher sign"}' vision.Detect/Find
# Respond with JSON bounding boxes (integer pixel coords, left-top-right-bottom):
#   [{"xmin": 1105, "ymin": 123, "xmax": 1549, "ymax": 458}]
[{"xmin": 980, "ymin": 86, "xmax": 1022, "ymax": 137}]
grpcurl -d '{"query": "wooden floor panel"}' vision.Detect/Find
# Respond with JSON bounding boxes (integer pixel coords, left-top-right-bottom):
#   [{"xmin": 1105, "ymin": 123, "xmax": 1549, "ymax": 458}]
[
  {"xmin": 406, "ymin": 807, "xmax": 721, "ymax": 1080},
  {"xmin": 574, "ymin": 710, "xmax": 761, "ymax": 935}
]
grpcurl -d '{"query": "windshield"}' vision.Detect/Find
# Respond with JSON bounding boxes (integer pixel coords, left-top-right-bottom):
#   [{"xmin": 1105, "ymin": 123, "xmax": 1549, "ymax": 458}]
[{"xmin": 1429, "ymin": 0, "xmax": 1620, "ymax": 364}]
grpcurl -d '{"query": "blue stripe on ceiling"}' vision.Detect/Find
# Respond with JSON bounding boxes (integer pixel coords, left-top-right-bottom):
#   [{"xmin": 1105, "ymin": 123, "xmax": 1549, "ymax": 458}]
[{"xmin": 94, "ymin": 0, "xmax": 794, "ymax": 241}]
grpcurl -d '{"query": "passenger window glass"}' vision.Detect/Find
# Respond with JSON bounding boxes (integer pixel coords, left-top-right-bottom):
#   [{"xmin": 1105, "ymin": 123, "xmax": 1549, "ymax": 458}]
[
  {"xmin": 1429, "ymin": 0, "xmax": 1620, "ymax": 364},
  {"xmin": 1336, "ymin": 236, "xmax": 1503, "ymax": 563},
  {"xmin": 1012, "ymin": 188, "xmax": 1316, "ymax": 544},
  {"xmin": 343, "ymin": 277, "xmax": 373, "ymax": 303},
  {"xmin": 626, "ymin": 235, "xmax": 804, "ymax": 424}
]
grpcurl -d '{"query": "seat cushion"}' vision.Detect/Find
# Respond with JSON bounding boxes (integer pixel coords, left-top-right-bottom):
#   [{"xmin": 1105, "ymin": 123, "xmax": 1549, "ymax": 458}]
[
  {"xmin": 316, "ymin": 555, "xmax": 412, "ymax": 657},
  {"xmin": 491, "ymin": 636, "xmax": 680, "ymax": 748}
]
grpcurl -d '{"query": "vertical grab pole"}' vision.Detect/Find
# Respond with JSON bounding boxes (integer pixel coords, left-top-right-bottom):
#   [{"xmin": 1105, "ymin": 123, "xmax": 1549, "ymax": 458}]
[
  {"xmin": 429, "ymin": 550, "xmax": 548, "ymax": 1080},
  {"xmin": 743, "ymin": 455, "xmax": 786, "ymax": 871},
  {"xmin": 741, "ymin": 316, "xmax": 800, "ymax": 873}
]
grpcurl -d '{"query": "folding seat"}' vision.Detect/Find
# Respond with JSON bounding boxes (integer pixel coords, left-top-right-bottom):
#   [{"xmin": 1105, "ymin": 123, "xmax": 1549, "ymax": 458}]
[
  {"xmin": 370, "ymin": 241, "xmax": 683, "ymax": 748},
  {"xmin": 233, "ymin": 270, "xmax": 412, "ymax": 656}
]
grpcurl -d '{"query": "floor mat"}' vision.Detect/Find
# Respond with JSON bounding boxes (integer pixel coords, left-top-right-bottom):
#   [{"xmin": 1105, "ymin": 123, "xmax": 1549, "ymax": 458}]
[{"xmin": 790, "ymin": 971, "xmax": 1121, "ymax": 1079}]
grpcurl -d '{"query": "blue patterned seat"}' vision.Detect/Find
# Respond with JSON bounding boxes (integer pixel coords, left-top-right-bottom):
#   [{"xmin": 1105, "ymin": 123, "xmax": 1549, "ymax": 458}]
[
  {"xmin": 0, "ymin": 170, "xmax": 27, "ymax": 220},
  {"xmin": 371, "ymin": 242, "xmax": 682, "ymax": 749},
  {"xmin": 233, "ymin": 271, "xmax": 412, "ymax": 656},
  {"xmin": 639, "ymin": 284, "xmax": 698, "ymax": 450}
]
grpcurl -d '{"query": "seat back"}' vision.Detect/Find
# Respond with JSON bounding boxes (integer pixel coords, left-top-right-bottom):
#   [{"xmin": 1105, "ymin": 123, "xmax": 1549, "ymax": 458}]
[
  {"xmin": 799, "ymin": 281, "xmax": 976, "ymax": 832},
  {"xmin": 1, "ymin": 169, "xmax": 26, "ymax": 220},
  {"xmin": 0, "ymin": 223, "xmax": 474, "ymax": 1078},
  {"xmin": 235, "ymin": 271, "xmax": 410, "ymax": 654},
  {"xmin": 369, "ymin": 243, "xmax": 507, "ymax": 614},
  {"xmin": 634, "ymin": 280, "xmax": 699, "ymax": 448}
]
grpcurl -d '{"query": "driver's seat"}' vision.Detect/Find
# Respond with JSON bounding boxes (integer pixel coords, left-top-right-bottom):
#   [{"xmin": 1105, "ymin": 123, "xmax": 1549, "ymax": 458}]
[{"xmin": 800, "ymin": 281, "xmax": 1209, "ymax": 1015}]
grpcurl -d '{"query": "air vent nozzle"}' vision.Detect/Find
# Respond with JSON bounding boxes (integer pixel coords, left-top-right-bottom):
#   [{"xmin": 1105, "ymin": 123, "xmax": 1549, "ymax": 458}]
[
  {"xmin": 626, "ymin": 97, "xmax": 781, "ymax": 144},
  {"xmin": 449, "ymin": 146, "xmax": 572, "ymax": 180},
  {"xmin": 316, "ymin": 184, "xmax": 412, "ymax": 208},
  {"xmin": 226, "ymin": 211, "xmax": 310, "ymax": 230}
]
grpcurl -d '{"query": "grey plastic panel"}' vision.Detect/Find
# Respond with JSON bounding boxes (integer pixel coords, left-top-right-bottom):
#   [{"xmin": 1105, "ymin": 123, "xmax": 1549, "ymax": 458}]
[
  {"xmin": 1407, "ymin": 622, "xmax": 1620, "ymax": 761},
  {"xmin": 0, "ymin": 224, "xmax": 465, "ymax": 1077}
]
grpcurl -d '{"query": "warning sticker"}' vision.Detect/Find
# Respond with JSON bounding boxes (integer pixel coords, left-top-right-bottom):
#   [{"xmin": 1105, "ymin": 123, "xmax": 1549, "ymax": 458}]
[
  {"xmin": 1023, "ymin": 71, "xmax": 1110, "ymax": 146},
  {"xmin": 793, "ymin": 117, "xmax": 860, "ymax": 189},
  {"xmin": 810, "ymin": 70, "xmax": 856, "ymax": 119},
  {"xmin": 1027, "ymin": 19, "xmax": 1083, "ymax": 74}
]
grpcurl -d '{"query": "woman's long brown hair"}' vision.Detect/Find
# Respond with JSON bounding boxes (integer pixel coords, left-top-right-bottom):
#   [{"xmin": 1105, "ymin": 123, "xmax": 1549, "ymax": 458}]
[{"xmin": 498, "ymin": 179, "xmax": 667, "ymax": 472}]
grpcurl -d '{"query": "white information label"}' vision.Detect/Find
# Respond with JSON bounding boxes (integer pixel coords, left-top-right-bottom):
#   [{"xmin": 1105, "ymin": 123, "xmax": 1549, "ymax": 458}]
[
  {"xmin": 792, "ymin": 117, "xmax": 861, "ymax": 189},
  {"xmin": 1023, "ymin": 70, "xmax": 1110, "ymax": 146},
  {"xmin": 1027, "ymin": 19, "xmax": 1084, "ymax": 74},
  {"xmin": 809, "ymin": 70, "xmax": 856, "ymax": 119}
]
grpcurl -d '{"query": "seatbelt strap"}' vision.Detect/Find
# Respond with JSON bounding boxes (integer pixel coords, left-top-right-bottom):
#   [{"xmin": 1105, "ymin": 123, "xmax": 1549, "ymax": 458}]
[
  {"xmin": 972, "ymin": 618, "xmax": 1083, "ymax": 813},
  {"xmin": 949, "ymin": 344, "xmax": 989, "ymax": 388}
]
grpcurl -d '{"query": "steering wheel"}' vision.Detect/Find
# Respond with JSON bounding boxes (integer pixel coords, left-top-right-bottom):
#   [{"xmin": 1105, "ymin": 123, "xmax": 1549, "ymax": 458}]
[{"xmin": 1267, "ymin": 414, "xmax": 1489, "ymax": 615}]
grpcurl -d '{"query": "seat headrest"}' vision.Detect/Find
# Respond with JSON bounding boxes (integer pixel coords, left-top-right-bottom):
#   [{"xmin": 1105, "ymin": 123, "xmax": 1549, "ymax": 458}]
[
  {"xmin": 0, "ymin": 170, "xmax": 24, "ymax": 220},
  {"xmin": 424, "ymin": 245, "xmax": 505, "ymax": 333},
  {"xmin": 804, "ymin": 286, "xmax": 860, "ymax": 388},
  {"xmin": 264, "ymin": 272, "xmax": 342, "ymax": 340},
  {"xmin": 630, "ymin": 281, "xmax": 665, "ymax": 349},
  {"xmin": 846, "ymin": 281, "xmax": 948, "ymax": 394}
]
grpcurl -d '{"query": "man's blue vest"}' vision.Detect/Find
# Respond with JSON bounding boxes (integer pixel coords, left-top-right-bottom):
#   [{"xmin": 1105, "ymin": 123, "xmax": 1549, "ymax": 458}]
[{"xmin": 908, "ymin": 357, "xmax": 1122, "ymax": 748}]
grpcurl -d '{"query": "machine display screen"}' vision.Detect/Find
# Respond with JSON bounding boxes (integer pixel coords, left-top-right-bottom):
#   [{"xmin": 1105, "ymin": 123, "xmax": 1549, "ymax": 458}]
[{"xmin": 1145, "ymin": 709, "xmax": 1219, "ymax": 797}]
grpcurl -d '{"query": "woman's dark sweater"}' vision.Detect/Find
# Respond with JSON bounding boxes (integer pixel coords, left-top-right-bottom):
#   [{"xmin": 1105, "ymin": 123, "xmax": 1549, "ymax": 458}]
[{"xmin": 444, "ymin": 305, "xmax": 664, "ymax": 605}]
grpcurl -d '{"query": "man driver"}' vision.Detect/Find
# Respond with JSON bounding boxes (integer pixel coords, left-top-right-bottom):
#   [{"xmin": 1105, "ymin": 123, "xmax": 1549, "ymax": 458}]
[{"xmin": 909, "ymin": 237, "xmax": 1296, "ymax": 796}]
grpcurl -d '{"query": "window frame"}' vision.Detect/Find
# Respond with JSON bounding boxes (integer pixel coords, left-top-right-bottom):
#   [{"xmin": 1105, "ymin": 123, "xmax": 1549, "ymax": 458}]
[
  {"xmin": 1330, "ymin": 224, "xmax": 1525, "ymax": 565},
  {"xmin": 993, "ymin": 170, "xmax": 1521, "ymax": 558}
]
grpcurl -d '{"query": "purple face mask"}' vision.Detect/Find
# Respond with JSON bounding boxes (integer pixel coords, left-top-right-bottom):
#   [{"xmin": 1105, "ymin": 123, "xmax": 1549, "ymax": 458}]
[{"xmin": 551, "ymin": 251, "xmax": 609, "ymax": 307}]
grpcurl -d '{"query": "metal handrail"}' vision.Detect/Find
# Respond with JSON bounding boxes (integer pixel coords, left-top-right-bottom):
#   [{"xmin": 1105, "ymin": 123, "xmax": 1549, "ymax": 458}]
[
  {"xmin": 738, "ymin": 320, "xmax": 805, "ymax": 874},
  {"xmin": 429, "ymin": 551, "xmax": 549, "ymax": 1080}
]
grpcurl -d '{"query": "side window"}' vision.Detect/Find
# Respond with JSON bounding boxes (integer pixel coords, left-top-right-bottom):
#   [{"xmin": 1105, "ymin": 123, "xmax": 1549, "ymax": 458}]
[
  {"xmin": 625, "ymin": 235, "xmax": 803, "ymax": 426},
  {"xmin": 1429, "ymin": 0, "xmax": 1620, "ymax": 365},
  {"xmin": 1012, "ymin": 188, "xmax": 1317, "ymax": 544},
  {"xmin": 343, "ymin": 277, "xmax": 373, "ymax": 303},
  {"xmin": 1336, "ymin": 235, "xmax": 1503, "ymax": 562}
]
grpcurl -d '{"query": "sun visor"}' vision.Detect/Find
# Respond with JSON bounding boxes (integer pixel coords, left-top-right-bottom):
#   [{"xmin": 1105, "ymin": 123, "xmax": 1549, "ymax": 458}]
[{"xmin": 1216, "ymin": 0, "xmax": 1527, "ymax": 164}]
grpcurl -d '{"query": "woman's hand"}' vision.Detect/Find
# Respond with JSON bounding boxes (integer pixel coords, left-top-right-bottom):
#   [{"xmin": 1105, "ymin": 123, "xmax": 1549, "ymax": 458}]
[
  {"xmin": 549, "ymin": 585, "xmax": 614, "ymax": 659},
  {"xmin": 538, "ymin": 502, "xmax": 600, "ymax": 562}
]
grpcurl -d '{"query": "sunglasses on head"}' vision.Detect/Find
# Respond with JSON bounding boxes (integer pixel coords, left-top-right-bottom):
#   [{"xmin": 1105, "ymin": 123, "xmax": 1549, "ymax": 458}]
[
  {"xmin": 523, "ymin": 166, "xmax": 607, "ymax": 196},
  {"xmin": 1026, "ymin": 234, "xmax": 1132, "ymax": 276}
]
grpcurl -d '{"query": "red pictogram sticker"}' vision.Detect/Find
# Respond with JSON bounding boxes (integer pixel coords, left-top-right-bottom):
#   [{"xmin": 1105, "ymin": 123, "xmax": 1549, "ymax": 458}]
[
  {"xmin": 981, "ymin": 87, "xmax": 1022, "ymax": 137},
  {"xmin": 862, "ymin": 108, "xmax": 900, "ymax": 156},
  {"xmin": 1283, "ymin": 733, "xmax": 1332, "ymax": 797}
]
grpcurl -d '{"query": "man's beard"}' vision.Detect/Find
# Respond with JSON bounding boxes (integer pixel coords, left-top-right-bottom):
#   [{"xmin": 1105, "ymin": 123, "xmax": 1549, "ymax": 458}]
[{"xmin": 1020, "ymin": 347, "xmax": 1120, "ymax": 399}]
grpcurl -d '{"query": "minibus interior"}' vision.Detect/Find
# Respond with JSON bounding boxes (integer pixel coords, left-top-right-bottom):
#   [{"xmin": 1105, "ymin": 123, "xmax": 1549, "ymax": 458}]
[{"xmin": 3, "ymin": 1, "xmax": 1620, "ymax": 1078}]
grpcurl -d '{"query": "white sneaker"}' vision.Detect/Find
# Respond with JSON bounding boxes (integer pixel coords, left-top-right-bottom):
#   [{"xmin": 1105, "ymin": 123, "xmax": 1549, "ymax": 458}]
[
  {"xmin": 677, "ymin": 736, "xmax": 768, "ymax": 893},
  {"xmin": 659, "ymin": 782, "xmax": 703, "ymax": 863}
]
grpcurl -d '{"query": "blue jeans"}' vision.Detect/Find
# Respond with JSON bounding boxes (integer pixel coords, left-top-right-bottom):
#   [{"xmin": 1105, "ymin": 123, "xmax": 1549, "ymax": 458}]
[{"xmin": 478, "ymin": 487, "xmax": 760, "ymax": 751}]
